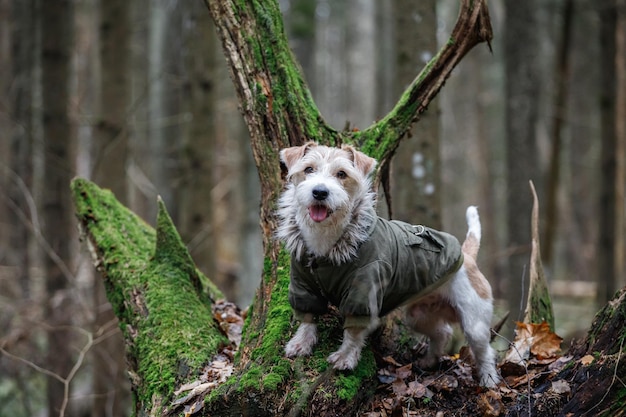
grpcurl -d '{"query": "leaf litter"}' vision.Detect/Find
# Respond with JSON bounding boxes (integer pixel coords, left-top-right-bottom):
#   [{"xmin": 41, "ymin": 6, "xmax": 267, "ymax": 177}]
[
  {"xmin": 364, "ymin": 320, "xmax": 574, "ymax": 417},
  {"xmin": 170, "ymin": 300, "xmax": 244, "ymax": 416}
]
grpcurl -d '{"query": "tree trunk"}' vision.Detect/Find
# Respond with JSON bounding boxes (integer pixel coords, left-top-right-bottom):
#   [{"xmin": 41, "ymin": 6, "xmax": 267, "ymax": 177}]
[
  {"xmin": 91, "ymin": 0, "xmax": 132, "ymax": 414},
  {"xmin": 504, "ymin": 0, "xmax": 541, "ymax": 330},
  {"xmin": 597, "ymin": 0, "xmax": 625, "ymax": 306},
  {"xmin": 178, "ymin": 1, "xmax": 218, "ymax": 292},
  {"xmin": 41, "ymin": 0, "xmax": 75, "ymax": 415},
  {"xmin": 389, "ymin": 0, "xmax": 441, "ymax": 228},
  {"xmin": 6, "ymin": 0, "xmax": 36, "ymax": 300},
  {"xmin": 543, "ymin": 0, "xmax": 574, "ymax": 266},
  {"xmin": 0, "ymin": 0, "xmax": 10, "ymax": 250}
]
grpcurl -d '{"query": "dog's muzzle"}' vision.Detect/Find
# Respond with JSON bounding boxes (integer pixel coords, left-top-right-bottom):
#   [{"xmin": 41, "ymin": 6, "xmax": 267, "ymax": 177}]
[{"xmin": 309, "ymin": 185, "xmax": 331, "ymax": 222}]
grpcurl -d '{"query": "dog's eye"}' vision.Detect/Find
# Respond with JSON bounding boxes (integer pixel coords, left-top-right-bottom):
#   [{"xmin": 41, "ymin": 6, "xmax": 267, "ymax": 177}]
[
  {"xmin": 304, "ymin": 167, "xmax": 314, "ymax": 174},
  {"xmin": 336, "ymin": 170, "xmax": 347, "ymax": 179}
]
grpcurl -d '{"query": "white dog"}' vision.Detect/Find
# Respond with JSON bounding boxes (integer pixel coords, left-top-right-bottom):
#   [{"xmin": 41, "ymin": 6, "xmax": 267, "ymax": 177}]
[{"xmin": 277, "ymin": 142, "xmax": 500, "ymax": 387}]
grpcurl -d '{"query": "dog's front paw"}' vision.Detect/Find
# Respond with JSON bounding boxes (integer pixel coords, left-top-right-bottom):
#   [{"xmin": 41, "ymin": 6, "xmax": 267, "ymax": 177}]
[
  {"xmin": 327, "ymin": 349, "xmax": 360, "ymax": 370},
  {"xmin": 285, "ymin": 323, "xmax": 317, "ymax": 358}
]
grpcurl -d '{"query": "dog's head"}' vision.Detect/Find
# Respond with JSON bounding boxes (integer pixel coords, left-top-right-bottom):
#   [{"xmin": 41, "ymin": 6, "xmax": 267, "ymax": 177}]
[
  {"xmin": 280, "ymin": 142, "xmax": 377, "ymax": 223},
  {"xmin": 277, "ymin": 142, "xmax": 377, "ymax": 260}
]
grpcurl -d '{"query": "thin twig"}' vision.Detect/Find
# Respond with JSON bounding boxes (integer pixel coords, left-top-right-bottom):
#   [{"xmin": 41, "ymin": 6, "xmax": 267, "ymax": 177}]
[{"xmin": 0, "ymin": 324, "xmax": 100, "ymax": 417}]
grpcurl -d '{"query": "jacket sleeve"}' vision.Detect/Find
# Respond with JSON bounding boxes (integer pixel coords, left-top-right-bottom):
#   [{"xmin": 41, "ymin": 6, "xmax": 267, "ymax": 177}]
[
  {"xmin": 340, "ymin": 260, "xmax": 390, "ymax": 328},
  {"xmin": 288, "ymin": 260, "xmax": 329, "ymax": 318}
]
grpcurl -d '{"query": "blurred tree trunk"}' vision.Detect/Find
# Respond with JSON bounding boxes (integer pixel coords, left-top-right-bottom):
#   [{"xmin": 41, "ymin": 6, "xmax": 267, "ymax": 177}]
[
  {"xmin": 345, "ymin": 0, "xmax": 376, "ymax": 129},
  {"xmin": 6, "ymin": 0, "xmax": 36, "ymax": 300},
  {"xmin": 41, "ymin": 0, "xmax": 75, "ymax": 415},
  {"xmin": 285, "ymin": 0, "xmax": 316, "ymax": 78},
  {"xmin": 128, "ymin": 0, "xmax": 153, "ymax": 222},
  {"xmin": 91, "ymin": 0, "xmax": 132, "ymax": 415},
  {"xmin": 389, "ymin": 0, "xmax": 441, "ymax": 228},
  {"xmin": 148, "ymin": 1, "xmax": 183, "ymax": 220},
  {"xmin": 313, "ymin": 0, "xmax": 346, "ymax": 128},
  {"xmin": 565, "ymin": 0, "xmax": 600, "ymax": 285},
  {"xmin": 504, "ymin": 0, "xmax": 541, "ymax": 326},
  {"xmin": 543, "ymin": 0, "xmax": 573, "ymax": 266},
  {"xmin": 178, "ymin": 1, "xmax": 218, "ymax": 291},
  {"xmin": 616, "ymin": 0, "xmax": 626, "ymax": 290},
  {"xmin": 597, "ymin": 0, "xmax": 626, "ymax": 305},
  {"xmin": 0, "ymin": 0, "xmax": 9, "ymax": 251}
]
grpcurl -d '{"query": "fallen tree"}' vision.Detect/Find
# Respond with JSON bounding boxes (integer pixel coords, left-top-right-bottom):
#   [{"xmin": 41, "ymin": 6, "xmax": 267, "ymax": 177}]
[{"xmin": 70, "ymin": 1, "xmax": 626, "ymax": 415}]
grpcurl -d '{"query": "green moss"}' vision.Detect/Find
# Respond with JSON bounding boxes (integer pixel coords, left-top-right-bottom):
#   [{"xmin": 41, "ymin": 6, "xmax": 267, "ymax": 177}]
[
  {"xmin": 262, "ymin": 372, "xmax": 284, "ymax": 390},
  {"xmin": 71, "ymin": 179, "xmax": 228, "ymax": 410},
  {"xmin": 235, "ymin": 250, "xmax": 294, "ymax": 393},
  {"xmin": 335, "ymin": 349, "xmax": 377, "ymax": 401}
]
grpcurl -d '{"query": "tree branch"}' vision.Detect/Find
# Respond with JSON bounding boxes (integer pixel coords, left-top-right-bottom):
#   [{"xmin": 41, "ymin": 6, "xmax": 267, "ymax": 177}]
[{"xmin": 356, "ymin": 0, "xmax": 493, "ymax": 165}]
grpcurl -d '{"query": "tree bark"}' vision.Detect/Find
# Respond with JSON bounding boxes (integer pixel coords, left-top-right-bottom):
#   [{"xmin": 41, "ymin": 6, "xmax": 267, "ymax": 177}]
[
  {"xmin": 178, "ymin": 1, "xmax": 218, "ymax": 293},
  {"xmin": 41, "ymin": 0, "xmax": 75, "ymax": 415},
  {"xmin": 504, "ymin": 0, "xmax": 541, "ymax": 330},
  {"xmin": 91, "ymin": 0, "xmax": 132, "ymax": 414},
  {"xmin": 597, "ymin": 0, "xmax": 625, "ymax": 306},
  {"xmin": 389, "ymin": 0, "xmax": 441, "ymax": 228}
]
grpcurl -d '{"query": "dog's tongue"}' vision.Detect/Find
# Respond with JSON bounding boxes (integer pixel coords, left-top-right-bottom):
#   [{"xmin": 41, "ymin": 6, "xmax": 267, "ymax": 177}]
[{"xmin": 309, "ymin": 205, "xmax": 329, "ymax": 222}]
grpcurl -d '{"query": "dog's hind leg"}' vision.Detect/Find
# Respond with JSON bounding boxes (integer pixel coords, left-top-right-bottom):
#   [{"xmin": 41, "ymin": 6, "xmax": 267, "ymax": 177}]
[
  {"xmin": 407, "ymin": 301, "xmax": 454, "ymax": 369},
  {"xmin": 450, "ymin": 267, "xmax": 500, "ymax": 387},
  {"xmin": 461, "ymin": 313, "xmax": 499, "ymax": 387}
]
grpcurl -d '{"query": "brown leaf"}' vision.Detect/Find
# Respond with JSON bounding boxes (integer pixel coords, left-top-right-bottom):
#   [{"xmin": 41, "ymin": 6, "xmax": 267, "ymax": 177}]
[
  {"xmin": 477, "ymin": 390, "xmax": 503, "ymax": 417},
  {"xmin": 504, "ymin": 321, "xmax": 562, "ymax": 365},
  {"xmin": 391, "ymin": 379, "xmax": 408, "ymax": 396},
  {"xmin": 527, "ymin": 321, "xmax": 562, "ymax": 359},
  {"xmin": 579, "ymin": 354, "xmax": 595, "ymax": 366},
  {"xmin": 428, "ymin": 374, "xmax": 458, "ymax": 392},
  {"xmin": 551, "ymin": 379, "xmax": 571, "ymax": 395},
  {"xmin": 395, "ymin": 363, "xmax": 412, "ymax": 380},
  {"xmin": 382, "ymin": 356, "xmax": 403, "ymax": 367},
  {"xmin": 406, "ymin": 380, "xmax": 432, "ymax": 399}
]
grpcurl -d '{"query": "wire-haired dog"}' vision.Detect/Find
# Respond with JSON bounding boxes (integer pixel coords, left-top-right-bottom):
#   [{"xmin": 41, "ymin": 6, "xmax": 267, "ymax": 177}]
[{"xmin": 277, "ymin": 142, "xmax": 500, "ymax": 387}]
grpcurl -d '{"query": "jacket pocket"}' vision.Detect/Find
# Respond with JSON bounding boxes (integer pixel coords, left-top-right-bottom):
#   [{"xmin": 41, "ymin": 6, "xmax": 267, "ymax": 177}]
[{"xmin": 392, "ymin": 221, "xmax": 441, "ymax": 252}]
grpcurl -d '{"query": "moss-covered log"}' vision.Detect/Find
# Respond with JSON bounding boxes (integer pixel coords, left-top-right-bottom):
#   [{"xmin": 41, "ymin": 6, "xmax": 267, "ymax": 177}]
[{"xmin": 71, "ymin": 179, "xmax": 227, "ymax": 416}]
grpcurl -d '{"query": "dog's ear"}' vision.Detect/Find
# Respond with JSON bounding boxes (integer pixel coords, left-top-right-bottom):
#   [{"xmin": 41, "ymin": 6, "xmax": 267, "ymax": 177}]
[
  {"xmin": 280, "ymin": 142, "xmax": 317, "ymax": 171},
  {"xmin": 342, "ymin": 145, "xmax": 377, "ymax": 177}
]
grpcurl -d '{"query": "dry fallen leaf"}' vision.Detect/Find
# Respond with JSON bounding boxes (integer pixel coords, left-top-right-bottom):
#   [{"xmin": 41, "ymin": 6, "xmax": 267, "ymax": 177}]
[
  {"xmin": 579, "ymin": 354, "xmax": 595, "ymax": 366},
  {"xmin": 503, "ymin": 321, "xmax": 562, "ymax": 366},
  {"xmin": 382, "ymin": 355, "xmax": 403, "ymax": 367},
  {"xmin": 428, "ymin": 374, "xmax": 458, "ymax": 392},
  {"xmin": 406, "ymin": 380, "xmax": 430, "ymax": 399},
  {"xmin": 477, "ymin": 390, "xmax": 503, "ymax": 417},
  {"xmin": 526, "ymin": 322, "xmax": 562, "ymax": 359},
  {"xmin": 396, "ymin": 363, "xmax": 413, "ymax": 380},
  {"xmin": 551, "ymin": 379, "xmax": 571, "ymax": 395}
]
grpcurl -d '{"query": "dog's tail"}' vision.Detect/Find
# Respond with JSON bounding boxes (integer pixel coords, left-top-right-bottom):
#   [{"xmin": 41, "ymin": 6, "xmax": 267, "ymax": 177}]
[{"xmin": 462, "ymin": 206, "xmax": 481, "ymax": 259}]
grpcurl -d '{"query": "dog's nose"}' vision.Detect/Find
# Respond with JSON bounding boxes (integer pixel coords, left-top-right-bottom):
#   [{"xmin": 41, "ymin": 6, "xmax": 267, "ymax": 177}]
[{"xmin": 312, "ymin": 186, "xmax": 329, "ymax": 201}]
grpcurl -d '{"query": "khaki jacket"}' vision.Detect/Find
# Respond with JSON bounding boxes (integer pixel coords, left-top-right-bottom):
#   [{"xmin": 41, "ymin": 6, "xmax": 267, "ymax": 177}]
[{"xmin": 288, "ymin": 217, "xmax": 463, "ymax": 328}]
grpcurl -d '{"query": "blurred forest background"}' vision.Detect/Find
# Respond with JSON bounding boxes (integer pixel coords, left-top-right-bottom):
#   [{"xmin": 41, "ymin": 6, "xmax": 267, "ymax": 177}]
[{"xmin": 0, "ymin": 0, "xmax": 624, "ymax": 416}]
